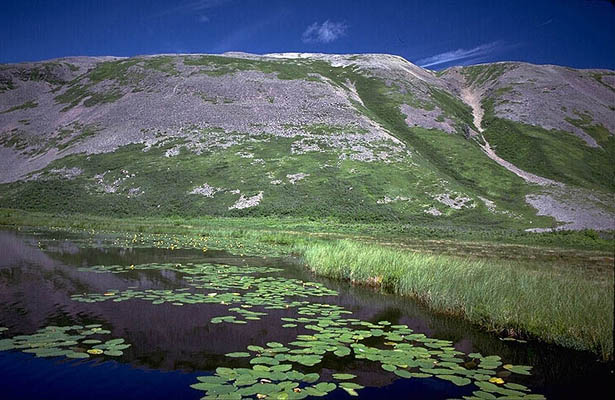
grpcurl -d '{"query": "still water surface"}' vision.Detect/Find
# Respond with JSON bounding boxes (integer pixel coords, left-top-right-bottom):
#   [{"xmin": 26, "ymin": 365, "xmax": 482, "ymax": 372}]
[{"xmin": 0, "ymin": 229, "xmax": 612, "ymax": 399}]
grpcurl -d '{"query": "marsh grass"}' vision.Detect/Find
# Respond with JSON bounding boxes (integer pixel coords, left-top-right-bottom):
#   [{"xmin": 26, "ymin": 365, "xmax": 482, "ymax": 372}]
[
  {"xmin": 1, "ymin": 208, "xmax": 612, "ymax": 251},
  {"xmin": 302, "ymin": 240, "xmax": 614, "ymax": 360}
]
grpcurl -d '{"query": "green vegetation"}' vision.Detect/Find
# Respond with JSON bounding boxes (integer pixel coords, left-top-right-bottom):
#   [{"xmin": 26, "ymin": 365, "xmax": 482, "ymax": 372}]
[
  {"xmin": 87, "ymin": 57, "xmax": 179, "ymax": 82},
  {"xmin": 84, "ymin": 89, "xmax": 123, "ymax": 106},
  {"xmin": 590, "ymin": 71, "xmax": 615, "ymax": 92},
  {"xmin": 461, "ymin": 63, "xmax": 516, "ymax": 87},
  {"xmin": 65, "ymin": 62, "xmax": 79, "ymax": 72},
  {"xmin": 15, "ymin": 62, "xmax": 68, "ymax": 86},
  {"xmin": 53, "ymin": 57, "xmax": 179, "ymax": 111},
  {"xmin": 87, "ymin": 59, "xmax": 141, "ymax": 83},
  {"xmin": 566, "ymin": 112, "xmax": 613, "ymax": 148},
  {"xmin": 141, "ymin": 56, "xmax": 180, "ymax": 76},
  {"xmin": 54, "ymin": 84, "xmax": 121, "ymax": 111},
  {"xmin": 429, "ymin": 87, "xmax": 476, "ymax": 130},
  {"xmin": 184, "ymin": 55, "xmax": 325, "ymax": 80},
  {"xmin": 0, "ymin": 76, "xmax": 15, "ymax": 92},
  {"xmin": 191, "ymin": 303, "xmax": 540, "ymax": 398},
  {"xmin": 347, "ymin": 71, "xmax": 556, "ymax": 227},
  {"xmin": 2, "ymin": 208, "xmax": 612, "ymax": 252},
  {"xmin": 0, "ymin": 324, "xmax": 130, "ymax": 358},
  {"xmin": 185, "ymin": 55, "xmax": 253, "ymax": 76},
  {"xmin": 0, "ymin": 100, "xmax": 38, "ymax": 114},
  {"xmin": 481, "ymin": 99, "xmax": 615, "ymax": 192},
  {"xmin": 0, "ymin": 129, "xmax": 30, "ymax": 151},
  {"xmin": 0, "ymin": 128, "xmax": 53, "ymax": 155},
  {"xmin": 0, "ymin": 121, "xmax": 100, "ymax": 154},
  {"xmin": 303, "ymin": 240, "xmax": 614, "ymax": 360},
  {"xmin": 56, "ymin": 123, "xmax": 100, "ymax": 151},
  {"xmin": 54, "ymin": 85, "xmax": 90, "ymax": 109},
  {"xmin": 0, "ymin": 131, "xmax": 556, "ymax": 229}
]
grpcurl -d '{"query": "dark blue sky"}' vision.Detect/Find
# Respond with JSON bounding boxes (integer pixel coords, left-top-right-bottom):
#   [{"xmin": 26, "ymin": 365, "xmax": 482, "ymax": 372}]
[{"xmin": 1, "ymin": 0, "xmax": 614, "ymax": 69}]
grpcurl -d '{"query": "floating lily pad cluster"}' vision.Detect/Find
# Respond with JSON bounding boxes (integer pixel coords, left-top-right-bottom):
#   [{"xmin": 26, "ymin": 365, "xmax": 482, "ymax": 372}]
[
  {"xmin": 78, "ymin": 262, "xmax": 282, "ymax": 276},
  {"xmin": 0, "ymin": 325, "xmax": 131, "ymax": 359},
  {"xmin": 193, "ymin": 302, "xmax": 543, "ymax": 399},
  {"xmin": 55, "ymin": 230, "xmax": 284, "ymax": 257},
  {"xmin": 72, "ymin": 262, "xmax": 337, "ymax": 324},
  {"xmin": 191, "ymin": 365, "xmax": 339, "ymax": 399},
  {"xmin": 187, "ymin": 273, "xmax": 337, "ymax": 298},
  {"xmin": 71, "ymin": 287, "xmax": 243, "ymax": 307},
  {"xmin": 70, "ymin": 261, "xmax": 543, "ymax": 399}
]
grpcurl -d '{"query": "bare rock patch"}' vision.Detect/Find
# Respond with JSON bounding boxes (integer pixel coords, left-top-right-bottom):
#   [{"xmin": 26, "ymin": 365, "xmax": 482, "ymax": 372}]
[
  {"xmin": 189, "ymin": 183, "xmax": 222, "ymax": 197},
  {"xmin": 229, "ymin": 191, "xmax": 263, "ymax": 210}
]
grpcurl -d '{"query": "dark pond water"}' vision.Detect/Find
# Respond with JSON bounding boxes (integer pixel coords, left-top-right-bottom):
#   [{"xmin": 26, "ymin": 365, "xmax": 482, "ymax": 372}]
[{"xmin": 0, "ymin": 229, "xmax": 612, "ymax": 399}]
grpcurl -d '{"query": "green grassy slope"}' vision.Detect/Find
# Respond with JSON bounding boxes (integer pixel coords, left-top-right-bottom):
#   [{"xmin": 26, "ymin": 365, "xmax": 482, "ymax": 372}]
[
  {"xmin": 350, "ymin": 75, "xmax": 547, "ymax": 226},
  {"xmin": 481, "ymin": 98, "xmax": 615, "ymax": 192},
  {"xmin": 0, "ymin": 134, "xmax": 542, "ymax": 228},
  {"xmin": 446, "ymin": 62, "xmax": 614, "ymax": 193}
]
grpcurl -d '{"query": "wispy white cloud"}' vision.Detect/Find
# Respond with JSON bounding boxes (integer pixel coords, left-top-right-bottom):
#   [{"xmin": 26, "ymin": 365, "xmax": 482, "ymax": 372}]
[
  {"xmin": 537, "ymin": 18, "xmax": 553, "ymax": 27},
  {"xmin": 417, "ymin": 41, "xmax": 506, "ymax": 68},
  {"xmin": 149, "ymin": 0, "xmax": 232, "ymax": 19},
  {"xmin": 302, "ymin": 20, "xmax": 347, "ymax": 44},
  {"xmin": 187, "ymin": 0, "xmax": 231, "ymax": 11},
  {"xmin": 198, "ymin": 15, "xmax": 210, "ymax": 23}
]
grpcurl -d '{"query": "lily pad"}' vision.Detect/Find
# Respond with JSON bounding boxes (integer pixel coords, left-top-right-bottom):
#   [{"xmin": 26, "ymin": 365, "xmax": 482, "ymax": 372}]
[
  {"xmin": 103, "ymin": 350, "xmax": 123, "ymax": 357},
  {"xmin": 226, "ymin": 352, "xmax": 251, "ymax": 358},
  {"xmin": 394, "ymin": 369, "xmax": 412, "ymax": 378},
  {"xmin": 436, "ymin": 374, "xmax": 471, "ymax": 386},
  {"xmin": 503, "ymin": 364, "xmax": 532, "ymax": 375},
  {"xmin": 332, "ymin": 373, "xmax": 356, "ymax": 380},
  {"xmin": 381, "ymin": 364, "xmax": 397, "ymax": 372}
]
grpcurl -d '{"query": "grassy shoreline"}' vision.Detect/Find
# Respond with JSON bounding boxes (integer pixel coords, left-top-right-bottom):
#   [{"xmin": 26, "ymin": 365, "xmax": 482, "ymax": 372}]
[
  {"xmin": 1, "ymin": 208, "xmax": 612, "ymax": 251},
  {"xmin": 1, "ymin": 208, "xmax": 613, "ymax": 359},
  {"xmin": 302, "ymin": 240, "xmax": 613, "ymax": 360}
]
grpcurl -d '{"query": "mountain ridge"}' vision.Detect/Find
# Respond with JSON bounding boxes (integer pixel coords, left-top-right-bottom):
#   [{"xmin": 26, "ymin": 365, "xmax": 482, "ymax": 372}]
[{"xmin": 0, "ymin": 53, "xmax": 613, "ymax": 231}]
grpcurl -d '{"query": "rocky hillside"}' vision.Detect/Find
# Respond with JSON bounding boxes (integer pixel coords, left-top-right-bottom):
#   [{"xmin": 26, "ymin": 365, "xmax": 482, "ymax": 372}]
[{"xmin": 0, "ymin": 53, "xmax": 613, "ymax": 231}]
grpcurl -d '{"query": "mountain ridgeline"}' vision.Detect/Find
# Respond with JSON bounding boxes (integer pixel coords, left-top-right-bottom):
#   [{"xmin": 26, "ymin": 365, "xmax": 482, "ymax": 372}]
[{"xmin": 0, "ymin": 53, "xmax": 613, "ymax": 231}]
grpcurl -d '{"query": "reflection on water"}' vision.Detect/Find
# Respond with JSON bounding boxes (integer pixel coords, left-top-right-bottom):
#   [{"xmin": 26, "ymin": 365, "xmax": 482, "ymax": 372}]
[{"xmin": 0, "ymin": 229, "xmax": 612, "ymax": 399}]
